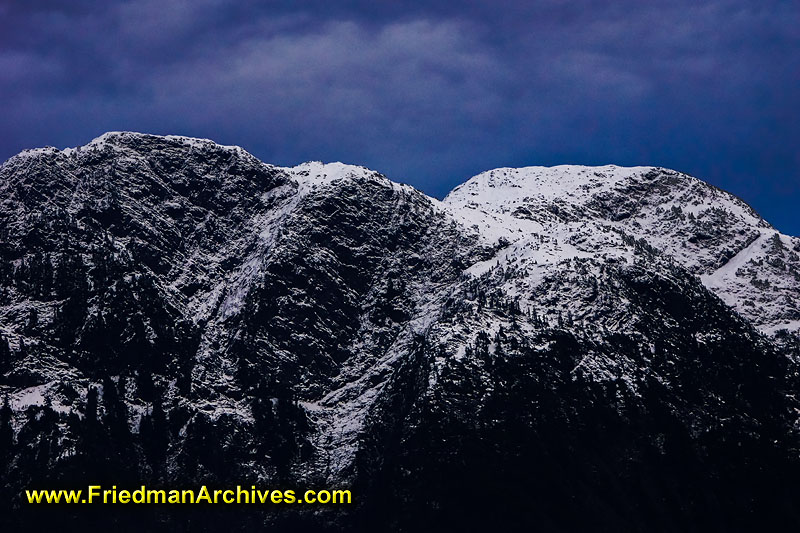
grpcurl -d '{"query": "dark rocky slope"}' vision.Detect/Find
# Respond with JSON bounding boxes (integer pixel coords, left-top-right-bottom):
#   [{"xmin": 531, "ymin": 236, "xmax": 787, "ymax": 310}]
[{"xmin": 0, "ymin": 133, "xmax": 798, "ymax": 532}]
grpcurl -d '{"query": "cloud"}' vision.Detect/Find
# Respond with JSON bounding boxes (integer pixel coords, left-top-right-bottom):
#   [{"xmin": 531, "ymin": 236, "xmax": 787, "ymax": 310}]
[
  {"xmin": 154, "ymin": 19, "xmax": 511, "ymax": 138},
  {"xmin": 0, "ymin": 0, "xmax": 797, "ymax": 231}
]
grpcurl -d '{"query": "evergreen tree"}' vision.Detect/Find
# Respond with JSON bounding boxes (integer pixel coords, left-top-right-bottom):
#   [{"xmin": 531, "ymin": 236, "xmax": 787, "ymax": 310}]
[
  {"xmin": 34, "ymin": 398, "xmax": 59, "ymax": 469},
  {"xmin": 0, "ymin": 335, "xmax": 11, "ymax": 374},
  {"xmin": 102, "ymin": 377, "xmax": 132, "ymax": 447},
  {"xmin": 85, "ymin": 386, "xmax": 99, "ymax": 427},
  {"xmin": 252, "ymin": 383, "xmax": 278, "ymax": 458},
  {"xmin": 136, "ymin": 370, "xmax": 155, "ymax": 403},
  {"xmin": 25, "ymin": 307, "xmax": 39, "ymax": 334},
  {"xmin": 0, "ymin": 395, "xmax": 13, "ymax": 462},
  {"xmin": 140, "ymin": 394, "xmax": 169, "ymax": 477},
  {"xmin": 80, "ymin": 386, "xmax": 105, "ymax": 477}
]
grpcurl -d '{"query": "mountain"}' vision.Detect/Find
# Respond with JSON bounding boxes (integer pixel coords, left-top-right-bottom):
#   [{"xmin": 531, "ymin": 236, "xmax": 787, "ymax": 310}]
[
  {"xmin": 444, "ymin": 165, "xmax": 800, "ymax": 336},
  {"xmin": 0, "ymin": 132, "xmax": 798, "ymax": 532}
]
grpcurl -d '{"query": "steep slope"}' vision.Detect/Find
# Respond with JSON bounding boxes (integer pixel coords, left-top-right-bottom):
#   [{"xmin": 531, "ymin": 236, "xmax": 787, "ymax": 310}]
[
  {"xmin": 0, "ymin": 135, "xmax": 798, "ymax": 532},
  {"xmin": 444, "ymin": 165, "xmax": 800, "ymax": 335}
]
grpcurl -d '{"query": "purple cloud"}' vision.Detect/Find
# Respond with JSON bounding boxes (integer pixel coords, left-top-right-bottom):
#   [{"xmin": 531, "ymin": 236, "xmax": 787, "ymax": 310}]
[{"xmin": 0, "ymin": 0, "xmax": 798, "ymax": 232}]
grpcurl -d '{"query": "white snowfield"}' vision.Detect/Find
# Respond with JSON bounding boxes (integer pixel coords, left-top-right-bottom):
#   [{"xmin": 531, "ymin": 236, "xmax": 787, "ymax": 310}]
[{"xmin": 443, "ymin": 164, "xmax": 799, "ymax": 336}]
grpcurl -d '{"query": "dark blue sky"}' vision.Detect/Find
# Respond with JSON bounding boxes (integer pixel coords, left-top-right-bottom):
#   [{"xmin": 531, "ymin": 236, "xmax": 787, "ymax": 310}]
[{"xmin": 1, "ymin": 1, "xmax": 798, "ymax": 233}]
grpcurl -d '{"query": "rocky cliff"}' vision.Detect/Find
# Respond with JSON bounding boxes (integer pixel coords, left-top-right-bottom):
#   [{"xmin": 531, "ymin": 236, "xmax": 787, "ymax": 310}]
[{"xmin": 1, "ymin": 133, "xmax": 798, "ymax": 531}]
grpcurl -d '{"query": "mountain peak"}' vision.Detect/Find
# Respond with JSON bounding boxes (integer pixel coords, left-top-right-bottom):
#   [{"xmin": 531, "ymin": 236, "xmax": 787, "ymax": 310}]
[
  {"xmin": 441, "ymin": 162, "xmax": 799, "ymax": 334},
  {"xmin": 83, "ymin": 131, "xmax": 251, "ymax": 154},
  {"xmin": 4, "ymin": 132, "xmax": 254, "ymax": 166},
  {"xmin": 446, "ymin": 164, "xmax": 658, "ymax": 205}
]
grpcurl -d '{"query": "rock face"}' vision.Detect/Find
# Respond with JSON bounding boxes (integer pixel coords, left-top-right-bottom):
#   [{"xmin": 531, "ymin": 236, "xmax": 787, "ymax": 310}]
[
  {"xmin": 444, "ymin": 165, "xmax": 800, "ymax": 335},
  {"xmin": 0, "ymin": 133, "xmax": 798, "ymax": 531}
]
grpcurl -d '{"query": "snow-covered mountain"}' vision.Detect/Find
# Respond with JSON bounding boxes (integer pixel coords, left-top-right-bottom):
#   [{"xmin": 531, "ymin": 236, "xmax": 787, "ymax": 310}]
[
  {"xmin": 444, "ymin": 164, "xmax": 800, "ymax": 336},
  {"xmin": 1, "ymin": 133, "xmax": 798, "ymax": 532}
]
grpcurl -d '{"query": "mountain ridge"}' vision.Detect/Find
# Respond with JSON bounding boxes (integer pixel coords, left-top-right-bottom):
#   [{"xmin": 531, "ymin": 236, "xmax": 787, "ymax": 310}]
[{"xmin": 1, "ymin": 132, "xmax": 799, "ymax": 531}]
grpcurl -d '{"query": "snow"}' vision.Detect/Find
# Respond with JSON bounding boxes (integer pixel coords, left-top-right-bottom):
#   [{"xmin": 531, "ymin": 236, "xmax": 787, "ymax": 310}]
[
  {"xmin": 701, "ymin": 232, "xmax": 768, "ymax": 293},
  {"xmin": 86, "ymin": 131, "xmax": 249, "ymax": 154},
  {"xmin": 12, "ymin": 385, "xmax": 47, "ymax": 410},
  {"xmin": 212, "ymin": 162, "xmax": 390, "ymax": 321},
  {"xmin": 763, "ymin": 321, "xmax": 800, "ymax": 335},
  {"xmin": 282, "ymin": 161, "xmax": 401, "ymax": 199},
  {"xmin": 442, "ymin": 164, "xmax": 798, "ymax": 335},
  {"xmin": 11, "ymin": 383, "xmax": 72, "ymax": 414},
  {"xmin": 446, "ymin": 164, "xmax": 652, "ymax": 207},
  {"xmin": 4, "ymin": 132, "xmax": 256, "ymax": 164}
]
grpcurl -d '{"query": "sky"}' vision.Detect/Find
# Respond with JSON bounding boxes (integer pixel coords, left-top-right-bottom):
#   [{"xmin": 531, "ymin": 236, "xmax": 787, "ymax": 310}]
[{"xmin": 1, "ymin": 0, "xmax": 798, "ymax": 233}]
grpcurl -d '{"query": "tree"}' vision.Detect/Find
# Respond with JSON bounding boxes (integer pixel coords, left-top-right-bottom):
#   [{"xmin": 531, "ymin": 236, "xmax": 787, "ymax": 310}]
[
  {"xmin": 0, "ymin": 395, "xmax": 13, "ymax": 462},
  {"xmin": 140, "ymin": 395, "xmax": 169, "ymax": 477},
  {"xmin": 80, "ymin": 386, "xmax": 104, "ymax": 477},
  {"xmin": 0, "ymin": 335, "xmax": 11, "ymax": 374},
  {"xmin": 25, "ymin": 307, "xmax": 38, "ymax": 334},
  {"xmin": 85, "ymin": 386, "xmax": 99, "ymax": 428}
]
